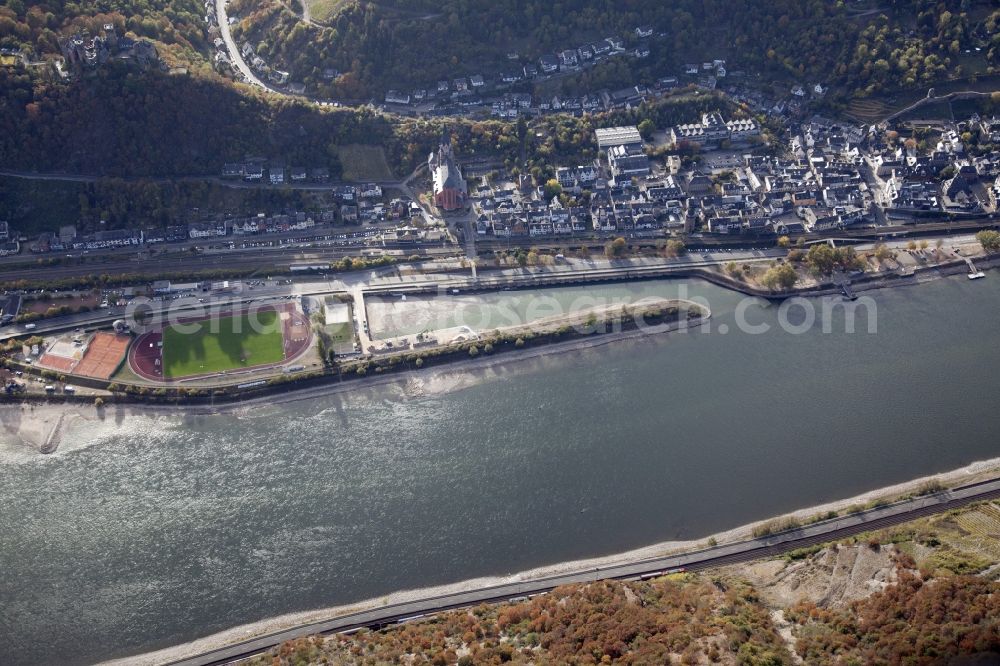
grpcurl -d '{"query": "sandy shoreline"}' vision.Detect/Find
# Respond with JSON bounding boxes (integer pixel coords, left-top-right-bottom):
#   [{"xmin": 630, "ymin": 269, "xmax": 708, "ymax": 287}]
[
  {"xmin": 103, "ymin": 454, "xmax": 1000, "ymax": 666},
  {"xmin": 0, "ymin": 402, "xmax": 87, "ymax": 454}
]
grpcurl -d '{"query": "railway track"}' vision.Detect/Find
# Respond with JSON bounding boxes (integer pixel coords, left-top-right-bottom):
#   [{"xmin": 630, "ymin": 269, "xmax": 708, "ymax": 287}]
[
  {"xmin": 163, "ymin": 477, "xmax": 1000, "ymax": 666},
  {"xmin": 0, "ymin": 245, "xmax": 456, "ymax": 281},
  {"xmin": 3, "ymin": 217, "xmax": 997, "ymax": 283}
]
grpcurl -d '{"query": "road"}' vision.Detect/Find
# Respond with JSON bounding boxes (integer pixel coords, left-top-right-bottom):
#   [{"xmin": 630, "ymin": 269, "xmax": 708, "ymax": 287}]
[
  {"xmin": 0, "ymin": 228, "xmax": 987, "ymax": 344},
  {"xmin": 348, "ymin": 285, "xmax": 373, "ymax": 351},
  {"xmin": 214, "ymin": 0, "xmax": 270, "ymax": 91},
  {"xmin": 0, "ymin": 241, "xmax": 459, "ymax": 281},
  {"xmin": 0, "ymin": 270, "xmax": 387, "ymax": 342},
  {"xmin": 22, "ymin": 216, "xmax": 980, "ymax": 284},
  {"xmin": 0, "ymin": 255, "xmax": 757, "ymax": 341},
  {"xmin": 163, "ymin": 476, "xmax": 1000, "ymax": 666}
]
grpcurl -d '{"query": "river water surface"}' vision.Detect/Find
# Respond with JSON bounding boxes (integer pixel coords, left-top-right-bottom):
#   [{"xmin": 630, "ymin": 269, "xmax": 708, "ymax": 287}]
[{"xmin": 2, "ymin": 276, "xmax": 1000, "ymax": 665}]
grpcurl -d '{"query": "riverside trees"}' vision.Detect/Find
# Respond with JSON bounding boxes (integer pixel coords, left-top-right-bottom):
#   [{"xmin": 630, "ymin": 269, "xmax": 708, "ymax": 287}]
[
  {"xmin": 604, "ymin": 237, "xmax": 627, "ymax": 259},
  {"xmin": 804, "ymin": 244, "xmax": 864, "ymax": 276},
  {"xmin": 976, "ymin": 230, "xmax": 1000, "ymax": 253},
  {"xmin": 760, "ymin": 262, "xmax": 798, "ymax": 291}
]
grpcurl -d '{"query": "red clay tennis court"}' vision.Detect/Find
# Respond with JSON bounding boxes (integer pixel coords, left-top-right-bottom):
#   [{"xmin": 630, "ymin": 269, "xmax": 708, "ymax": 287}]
[
  {"xmin": 74, "ymin": 332, "xmax": 130, "ymax": 379},
  {"xmin": 36, "ymin": 353, "xmax": 76, "ymax": 373}
]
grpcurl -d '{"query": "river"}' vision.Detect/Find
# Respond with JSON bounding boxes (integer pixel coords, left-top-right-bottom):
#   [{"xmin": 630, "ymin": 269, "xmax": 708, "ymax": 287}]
[{"xmin": 2, "ymin": 275, "xmax": 1000, "ymax": 665}]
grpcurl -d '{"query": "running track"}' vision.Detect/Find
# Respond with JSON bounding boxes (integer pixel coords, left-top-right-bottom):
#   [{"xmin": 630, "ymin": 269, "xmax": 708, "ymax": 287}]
[{"xmin": 128, "ymin": 303, "xmax": 311, "ymax": 382}]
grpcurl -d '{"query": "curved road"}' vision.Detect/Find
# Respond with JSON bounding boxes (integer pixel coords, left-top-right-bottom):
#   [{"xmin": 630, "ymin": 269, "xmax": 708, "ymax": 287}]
[
  {"xmin": 164, "ymin": 476, "xmax": 1000, "ymax": 666},
  {"xmin": 214, "ymin": 0, "xmax": 272, "ymax": 91}
]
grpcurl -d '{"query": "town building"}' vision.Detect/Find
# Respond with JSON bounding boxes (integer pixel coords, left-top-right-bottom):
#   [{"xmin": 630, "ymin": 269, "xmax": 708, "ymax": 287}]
[
  {"xmin": 595, "ymin": 126, "xmax": 643, "ymax": 151},
  {"xmin": 429, "ymin": 130, "xmax": 468, "ymax": 211},
  {"xmin": 607, "ymin": 144, "xmax": 650, "ymax": 180}
]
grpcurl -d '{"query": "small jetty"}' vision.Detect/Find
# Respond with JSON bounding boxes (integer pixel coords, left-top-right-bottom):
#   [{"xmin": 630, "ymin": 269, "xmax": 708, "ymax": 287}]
[
  {"xmin": 964, "ymin": 257, "xmax": 985, "ymax": 280},
  {"xmin": 832, "ymin": 272, "xmax": 858, "ymax": 300}
]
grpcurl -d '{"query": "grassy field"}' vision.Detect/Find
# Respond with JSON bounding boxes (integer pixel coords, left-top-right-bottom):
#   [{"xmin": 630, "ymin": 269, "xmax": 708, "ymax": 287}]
[
  {"xmin": 319, "ymin": 298, "xmax": 356, "ymax": 353},
  {"xmin": 337, "ymin": 144, "xmax": 394, "ymax": 181},
  {"xmin": 325, "ymin": 322, "xmax": 356, "ymax": 353},
  {"xmin": 161, "ymin": 310, "xmax": 285, "ymax": 378},
  {"xmin": 305, "ymin": 0, "xmax": 351, "ymax": 23}
]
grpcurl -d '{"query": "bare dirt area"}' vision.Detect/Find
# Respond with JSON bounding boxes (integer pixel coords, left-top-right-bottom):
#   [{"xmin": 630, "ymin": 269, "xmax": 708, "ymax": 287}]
[
  {"xmin": 720, "ymin": 496, "xmax": 1000, "ymax": 618},
  {"xmin": 724, "ymin": 543, "xmax": 900, "ymax": 609}
]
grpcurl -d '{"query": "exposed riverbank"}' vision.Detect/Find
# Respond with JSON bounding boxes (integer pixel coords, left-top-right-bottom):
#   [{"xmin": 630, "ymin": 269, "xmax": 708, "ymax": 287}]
[
  {"xmin": 109, "ymin": 456, "xmax": 1000, "ymax": 666},
  {"xmin": 0, "ymin": 402, "xmax": 86, "ymax": 454}
]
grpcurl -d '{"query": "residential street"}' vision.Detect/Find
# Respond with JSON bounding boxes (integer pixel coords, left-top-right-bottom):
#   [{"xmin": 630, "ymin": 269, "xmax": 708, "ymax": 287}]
[{"xmin": 214, "ymin": 0, "xmax": 271, "ymax": 91}]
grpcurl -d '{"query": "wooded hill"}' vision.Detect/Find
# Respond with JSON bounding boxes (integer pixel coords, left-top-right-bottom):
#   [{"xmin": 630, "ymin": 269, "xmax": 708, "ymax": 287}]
[
  {"xmin": 0, "ymin": 59, "xmax": 735, "ymax": 179},
  {"xmin": 231, "ymin": 0, "xmax": 1000, "ymax": 99},
  {"xmin": 248, "ymin": 568, "xmax": 1000, "ymax": 665},
  {"xmin": 0, "ymin": 65, "xmax": 382, "ymax": 176},
  {"xmin": 0, "ymin": 0, "xmax": 210, "ymax": 69}
]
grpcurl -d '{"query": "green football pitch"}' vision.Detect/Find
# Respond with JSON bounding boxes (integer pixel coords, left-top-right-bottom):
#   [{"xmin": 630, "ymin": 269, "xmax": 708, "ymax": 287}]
[{"xmin": 161, "ymin": 310, "xmax": 285, "ymax": 379}]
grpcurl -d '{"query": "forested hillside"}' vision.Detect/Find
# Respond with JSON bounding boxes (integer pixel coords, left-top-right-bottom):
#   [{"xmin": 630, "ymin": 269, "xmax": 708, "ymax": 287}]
[
  {"xmin": 243, "ymin": 501, "xmax": 1000, "ymax": 666},
  {"xmin": 0, "ymin": 0, "xmax": 210, "ymax": 67},
  {"xmin": 252, "ymin": 577, "xmax": 796, "ymax": 665},
  {"xmin": 0, "ymin": 65, "xmax": 384, "ymax": 175},
  {"xmin": 231, "ymin": 0, "xmax": 1000, "ymax": 99},
  {"xmin": 1, "ymin": 0, "xmax": 997, "ymax": 178},
  {"xmin": 249, "ymin": 570, "xmax": 1000, "ymax": 665},
  {"xmin": 0, "ymin": 56, "xmax": 734, "ymax": 178}
]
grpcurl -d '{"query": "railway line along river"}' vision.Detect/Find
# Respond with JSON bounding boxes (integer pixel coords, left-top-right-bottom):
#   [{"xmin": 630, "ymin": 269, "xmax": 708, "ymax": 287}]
[{"xmin": 2, "ymin": 274, "xmax": 1000, "ymax": 665}]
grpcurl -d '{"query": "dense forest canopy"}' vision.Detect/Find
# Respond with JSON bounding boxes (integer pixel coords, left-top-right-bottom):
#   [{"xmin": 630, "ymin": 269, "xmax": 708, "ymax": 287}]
[
  {"xmin": 0, "ymin": 0, "xmax": 998, "ymax": 180},
  {"xmin": 1, "ymin": 0, "xmax": 997, "ymax": 95},
  {"xmin": 229, "ymin": 0, "xmax": 1000, "ymax": 98},
  {"xmin": 247, "ymin": 569, "xmax": 1000, "ymax": 666},
  {"xmin": 0, "ymin": 0, "xmax": 209, "ymax": 66},
  {"xmin": 0, "ymin": 65, "xmax": 386, "ymax": 175},
  {"xmin": 0, "ymin": 52, "xmax": 735, "ymax": 179}
]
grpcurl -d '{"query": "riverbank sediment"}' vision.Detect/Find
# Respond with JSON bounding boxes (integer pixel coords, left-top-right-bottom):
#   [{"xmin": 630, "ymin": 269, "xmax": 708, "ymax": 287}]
[{"xmin": 0, "ymin": 402, "xmax": 84, "ymax": 454}]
